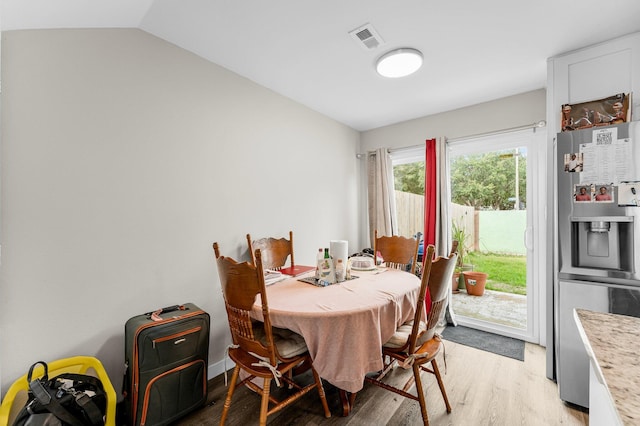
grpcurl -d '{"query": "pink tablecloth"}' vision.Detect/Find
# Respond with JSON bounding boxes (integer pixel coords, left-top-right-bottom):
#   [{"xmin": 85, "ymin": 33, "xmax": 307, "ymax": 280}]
[{"xmin": 251, "ymin": 268, "xmax": 421, "ymax": 393}]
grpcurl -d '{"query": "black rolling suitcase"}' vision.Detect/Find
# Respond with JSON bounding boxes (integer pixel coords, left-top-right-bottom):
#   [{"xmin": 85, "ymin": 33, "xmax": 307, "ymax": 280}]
[{"xmin": 123, "ymin": 303, "xmax": 210, "ymax": 426}]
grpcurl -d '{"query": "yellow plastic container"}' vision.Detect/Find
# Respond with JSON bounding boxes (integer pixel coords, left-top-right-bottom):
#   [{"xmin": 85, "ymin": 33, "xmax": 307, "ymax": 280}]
[{"xmin": 0, "ymin": 356, "xmax": 117, "ymax": 426}]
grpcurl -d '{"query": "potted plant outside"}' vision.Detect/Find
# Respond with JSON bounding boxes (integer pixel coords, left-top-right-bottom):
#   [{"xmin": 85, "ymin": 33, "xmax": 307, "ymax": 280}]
[
  {"xmin": 463, "ymin": 270, "xmax": 488, "ymax": 296},
  {"xmin": 451, "ymin": 218, "xmax": 473, "ymax": 292},
  {"xmin": 452, "ymin": 216, "xmax": 489, "ymax": 296}
]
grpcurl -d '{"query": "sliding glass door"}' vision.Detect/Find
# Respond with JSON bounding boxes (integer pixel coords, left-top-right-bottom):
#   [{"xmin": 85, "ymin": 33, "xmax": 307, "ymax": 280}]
[{"xmin": 447, "ymin": 129, "xmax": 544, "ymax": 343}]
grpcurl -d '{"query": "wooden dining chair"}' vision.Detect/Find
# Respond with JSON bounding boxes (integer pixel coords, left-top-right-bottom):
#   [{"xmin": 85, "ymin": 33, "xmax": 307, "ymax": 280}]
[
  {"xmin": 213, "ymin": 242, "xmax": 331, "ymax": 425},
  {"xmin": 374, "ymin": 229, "xmax": 420, "ymax": 274},
  {"xmin": 246, "ymin": 231, "xmax": 294, "ymax": 271},
  {"xmin": 365, "ymin": 244, "xmax": 458, "ymax": 426}
]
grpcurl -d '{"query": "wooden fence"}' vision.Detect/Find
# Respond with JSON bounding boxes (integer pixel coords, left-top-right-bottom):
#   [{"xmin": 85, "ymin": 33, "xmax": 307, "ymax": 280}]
[
  {"xmin": 395, "ymin": 190, "xmax": 424, "ymax": 238},
  {"xmin": 396, "ymin": 190, "xmax": 476, "ymax": 250},
  {"xmin": 451, "ymin": 203, "xmax": 476, "ymax": 251}
]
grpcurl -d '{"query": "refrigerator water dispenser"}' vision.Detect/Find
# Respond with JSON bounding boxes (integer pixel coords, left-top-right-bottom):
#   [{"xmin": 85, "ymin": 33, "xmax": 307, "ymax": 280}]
[{"xmin": 571, "ymin": 217, "xmax": 634, "ymax": 271}]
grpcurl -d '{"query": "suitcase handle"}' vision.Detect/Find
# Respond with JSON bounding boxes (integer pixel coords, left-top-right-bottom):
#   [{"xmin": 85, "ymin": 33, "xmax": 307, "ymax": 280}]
[{"xmin": 147, "ymin": 305, "xmax": 186, "ymax": 321}]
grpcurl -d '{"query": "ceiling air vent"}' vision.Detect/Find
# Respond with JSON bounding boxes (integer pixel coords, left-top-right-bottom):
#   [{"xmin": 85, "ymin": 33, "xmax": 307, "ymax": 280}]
[{"xmin": 349, "ymin": 23, "xmax": 384, "ymax": 51}]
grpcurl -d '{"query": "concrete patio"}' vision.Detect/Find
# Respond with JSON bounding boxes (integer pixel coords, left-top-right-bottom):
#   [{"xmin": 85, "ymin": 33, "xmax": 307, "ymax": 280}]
[{"xmin": 451, "ymin": 288, "xmax": 527, "ymax": 329}]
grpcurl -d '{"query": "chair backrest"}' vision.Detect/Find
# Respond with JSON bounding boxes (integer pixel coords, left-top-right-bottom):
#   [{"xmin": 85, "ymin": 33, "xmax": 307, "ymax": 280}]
[
  {"xmin": 246, "ymin": 231, "xmax": 294, "ymax": 271},
  {"xmin": 407, "ymin": 244, "xmax": 458, "ymax": 353},
  {"xmin": 374, "ymin": 229, "xmax": 420, "ymax": 274},
  {"xmin": 214, "ymin": 242, "xmax": 277, "ymax": 365}
]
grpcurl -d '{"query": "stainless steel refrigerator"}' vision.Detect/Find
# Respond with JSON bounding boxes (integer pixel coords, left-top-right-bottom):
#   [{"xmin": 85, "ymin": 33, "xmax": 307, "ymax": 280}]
[{"xmin": 555, "ymin": 121, "xmax": 640, "ymax": 408}]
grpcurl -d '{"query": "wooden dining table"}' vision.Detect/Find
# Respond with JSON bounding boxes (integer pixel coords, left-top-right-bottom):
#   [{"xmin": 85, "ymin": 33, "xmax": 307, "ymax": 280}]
[{"xmin": 251, "ymin": 267, "xmax": 422, "ymax": 415}]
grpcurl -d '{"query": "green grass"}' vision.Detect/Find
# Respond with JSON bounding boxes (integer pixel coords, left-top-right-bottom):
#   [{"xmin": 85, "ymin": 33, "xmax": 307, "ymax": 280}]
[{"xmin": 466, "ymin": 251, "xmax": 526, "ymax": 295}]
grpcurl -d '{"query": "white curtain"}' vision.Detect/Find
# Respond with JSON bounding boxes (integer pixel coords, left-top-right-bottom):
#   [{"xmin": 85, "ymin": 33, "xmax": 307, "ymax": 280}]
[
  {"xmin": 367, "ymin": 147, "xmax": 397, "ymax": 246},
  {"xmin": 437, "ymin": 136, "xmax": 457, "ymax": 325},
  {"xmin": 435, "ymin": 137, "xmax": 451, "ymax": 257}
]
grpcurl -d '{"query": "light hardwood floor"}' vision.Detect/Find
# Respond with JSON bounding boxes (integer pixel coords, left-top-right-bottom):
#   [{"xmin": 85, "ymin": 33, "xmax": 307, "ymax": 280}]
[{"xmin": 177, "ymin": 341, "xmax": 588, "ymax": 425}]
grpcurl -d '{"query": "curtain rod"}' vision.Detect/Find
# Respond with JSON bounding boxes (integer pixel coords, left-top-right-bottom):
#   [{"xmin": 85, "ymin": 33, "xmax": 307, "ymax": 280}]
[
  {"xmin": 446, "ymin": 119, "xmax": 546, "ymax": 143},
  {"xmin": 356, "ymin": 120, "xmax": 546, "ymax": 158}
]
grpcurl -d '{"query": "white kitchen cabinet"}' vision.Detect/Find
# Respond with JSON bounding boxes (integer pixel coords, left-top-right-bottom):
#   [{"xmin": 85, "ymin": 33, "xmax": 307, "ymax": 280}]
[{"xmin": 547, "ymin": 31, "xmax": 640, "ymax": 134}]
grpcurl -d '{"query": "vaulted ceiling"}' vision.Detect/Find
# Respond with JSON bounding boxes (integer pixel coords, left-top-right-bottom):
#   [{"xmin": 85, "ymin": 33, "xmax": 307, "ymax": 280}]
[{"xmin": 4, "ymin": 0, "xmax": 640, "ymax": 131}]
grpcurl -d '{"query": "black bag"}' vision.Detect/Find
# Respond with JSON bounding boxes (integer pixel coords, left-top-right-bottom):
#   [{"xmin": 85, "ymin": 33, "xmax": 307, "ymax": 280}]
[{"xmin": 12, "ymin": 361, "xmax": 107, "ymax": 426}]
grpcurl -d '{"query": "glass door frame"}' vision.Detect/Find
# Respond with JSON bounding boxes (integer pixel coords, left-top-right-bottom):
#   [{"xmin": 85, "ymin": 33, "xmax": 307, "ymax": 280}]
[{"xmin": 447, "ymin": 128, "xmax": 546, "ymax": 343}]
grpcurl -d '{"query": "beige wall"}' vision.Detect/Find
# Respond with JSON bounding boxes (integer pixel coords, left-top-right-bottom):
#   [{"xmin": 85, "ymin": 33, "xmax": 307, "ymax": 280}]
[
  {"xmin": 0, "ymin": 29, "xmax": 360, "ymax": 392},
  {"xmin": 361, "ymin": 89, "xmax": 546, "ymax": 151}
]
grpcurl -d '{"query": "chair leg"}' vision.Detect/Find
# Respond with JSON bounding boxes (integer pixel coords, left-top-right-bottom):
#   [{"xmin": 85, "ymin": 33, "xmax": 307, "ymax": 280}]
[
  {"xmin": 259, "ymin": 378, "xmax": 272, "ymax": 426},
  {"xmin": 431, "ymin": 358, "xmax": 451, "ymax": 413},
  {"xmin": 311, "ymin": 367, "xmax": 332, "ymax": 418},
  {"xmin": 412, "ymin": 364, "xmax": 430, "ymax": 426},
  {"xmin": 219, "ymin": 366, "xmax": 240, "ymax": 426}
]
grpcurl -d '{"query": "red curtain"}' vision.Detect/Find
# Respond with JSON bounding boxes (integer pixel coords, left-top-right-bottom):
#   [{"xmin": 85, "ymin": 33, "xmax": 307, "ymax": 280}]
[{"xmin": 423, "ymin": 138, "xmax": 437, "ymax": 313}]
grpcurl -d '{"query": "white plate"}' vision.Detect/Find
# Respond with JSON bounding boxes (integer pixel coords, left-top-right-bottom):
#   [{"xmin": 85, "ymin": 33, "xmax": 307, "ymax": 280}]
[
  {"xmin": 350, "ymin": 256, "xmax": 376, "ymax": 271},
  {"xmin": 351, "ymin": 265, "xmax": 378, "ymax": 271}
]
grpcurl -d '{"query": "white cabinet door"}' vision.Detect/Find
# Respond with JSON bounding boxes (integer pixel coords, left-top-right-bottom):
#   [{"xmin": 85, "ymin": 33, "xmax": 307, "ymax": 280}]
[{"xmin": 547, "ymin": 32, "xmax": 640, "ymax": 134}]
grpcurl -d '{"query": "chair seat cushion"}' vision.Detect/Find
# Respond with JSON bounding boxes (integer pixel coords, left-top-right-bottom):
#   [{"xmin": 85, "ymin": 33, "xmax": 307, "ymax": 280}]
[
  {"xmin": 383, "ymin": 320, "xmax": 426, "ymax": 348},
  {"xmin": 254, "ymin": 324, "xmax": 308, "ymax": 358}
]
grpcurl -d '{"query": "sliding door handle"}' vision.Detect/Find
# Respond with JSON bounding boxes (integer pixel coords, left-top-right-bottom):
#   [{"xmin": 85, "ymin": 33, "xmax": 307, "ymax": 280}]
[{"xmin": 524, "ymin": 227, "xmax": 533, "ymax": 251}]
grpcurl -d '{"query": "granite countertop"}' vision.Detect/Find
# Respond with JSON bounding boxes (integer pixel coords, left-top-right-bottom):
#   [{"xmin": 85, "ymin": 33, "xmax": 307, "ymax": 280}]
[{"xmin": 574, "ymin": 309, "xmax": 640, "ymax": 425}]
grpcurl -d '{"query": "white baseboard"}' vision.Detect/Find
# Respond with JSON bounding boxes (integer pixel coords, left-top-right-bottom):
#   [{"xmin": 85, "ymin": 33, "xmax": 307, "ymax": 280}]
[{"xmin": 208, "ymin": 356, "xmax": 235, "ymax": 380}]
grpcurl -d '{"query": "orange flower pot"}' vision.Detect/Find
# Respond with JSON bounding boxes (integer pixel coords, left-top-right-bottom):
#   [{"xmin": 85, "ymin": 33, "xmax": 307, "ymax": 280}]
[
  {"xmin": 452, "ymin": 272, "xmax": 461, "ymax": 293},
  {"xmin": 463, "ymin": 271, "xmax": 488, "ymax": 296}
]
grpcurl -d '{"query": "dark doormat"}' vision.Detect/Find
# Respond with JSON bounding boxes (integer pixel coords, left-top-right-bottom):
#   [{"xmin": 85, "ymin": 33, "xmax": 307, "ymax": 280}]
[{"xmin": 441, "ymin": 325, "xmax": 525, "ymax": 361}]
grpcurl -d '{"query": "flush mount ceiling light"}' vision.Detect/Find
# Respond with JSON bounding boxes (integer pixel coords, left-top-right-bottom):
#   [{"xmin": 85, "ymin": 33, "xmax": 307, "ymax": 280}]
[{"xmin": 376, "ymin": 48, "xmax": 423, "ymax": 78}]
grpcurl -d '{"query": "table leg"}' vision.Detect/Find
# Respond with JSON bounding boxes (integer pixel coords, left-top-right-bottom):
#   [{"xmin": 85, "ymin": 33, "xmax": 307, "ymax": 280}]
[{"xmin": 339, "ymin": 390, "xmax": 358, "ymax": 416}]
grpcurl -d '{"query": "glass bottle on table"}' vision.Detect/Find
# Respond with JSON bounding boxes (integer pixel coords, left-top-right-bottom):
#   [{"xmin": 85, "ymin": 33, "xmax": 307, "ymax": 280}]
[
  {"xmin": 336, "ymin": 259, "xmax": 345, "ymax": 282},
  {"xmin": 315, "ymin": 248, "xmax": 324, "ymax": 279},
  {"xmin": 319, "ymin": 248, "xmax": 335, "ymax": 285},
  {"xmin": 323, "ymin": 248, "xmax": 332, "ymax": 282}
]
